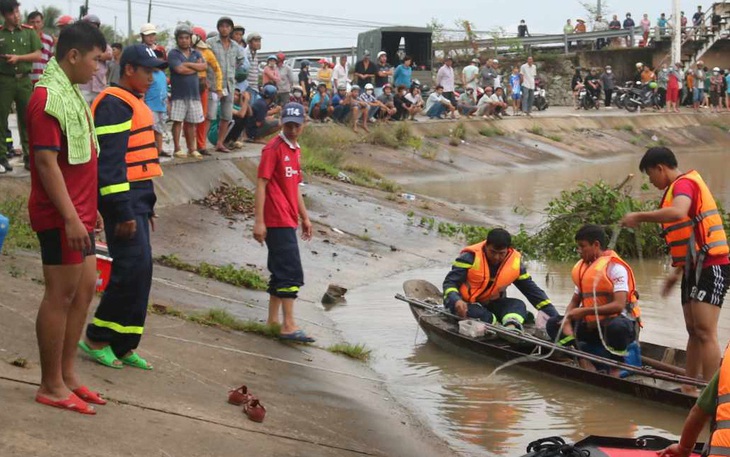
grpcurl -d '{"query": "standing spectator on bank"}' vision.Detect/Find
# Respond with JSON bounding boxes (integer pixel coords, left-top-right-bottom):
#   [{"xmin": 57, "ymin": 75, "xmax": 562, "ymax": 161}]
[
  {"xmin": 609, "ymin": 14, "xmax": 621, "ymax": 30},
  {"xmin": 27, "ymin": 10, "xmax": 53, "ymax": 86},
  {"xmin": 436, "ymin": 56, "xmax": 456, "ymax": 106},
  {"xmin": 169, "ymin": 24, "xmax": 206, "ymax": 159},
  {"xmin": 680, "ymin": 11, "xmax": 688, "ymax": 37},
  {"xmin": 309, "ymin": 82, "xmax": 332, "ymax": 122},
  {"xmin": 298, "ymin": 60, "xmax": 312, "ymax": 100},
  {"xmin": 594, "ymin": 15, "xmax": 609, "ymax": 49},
  {"xmin": 693, "ymin": 61, "xmax": 705, "ymax": 112},
  {"xmin": 208, "ymin": 17, "xmax": 245, "ymax": 153},
  {"xmin": 623, "ymin": 12, "xmax": 635, "ymax": 30},
  {"xmin": 78, "ymin": 15, "xmax": 112, "ymax": 104},
  {"xmin": 462, "ymin": 58, "xmax": 480, "ymax": 92},
  {"xmin": 244, "ymin": 32, "xmax": 262, "ymax": 98},
  {"xmin": 354, "ymin": 50, "xmax": 376, "ymax": 89},
  {"xmin": 657, "ymin": 13, "xmax": 668, "ymax": 36},
  {"xmin": 0, "ymin": 0, "xmax": 41, "ymax": 173},
  {"xmin": 276, "ymin": 53, "xmax": 295, "ymax": 107},
  {"xmin": 393, "ymin": 55, "xmax": 412, "ymax": 89},
  {"xmin": 107, "ymin": 43, "xmax": 123, "ymax": 85},
  {"xmin": 520, "ymin": 56, "xmax": 536, "ymax": 116},
  {"xmin": 146, "ymin": 47, "xmax": 171, "ymax": 157},
  {"xmin": 518, "ymin": 19, "xmax": 529, "ymax": 37},
  {"xmin": 640, "ymin": 14, "xmax": 651, "ymax": 45},
  {"xmin": 692, "ymin": 5, "xmax": 704, "ymax": 38},
  {"xmin": 374, "ymin": 51, "xmax": 392, "ymax": 97},
  {"xmin": 710, "ymin": 68, "xmax": 723, "ymax": 113},
  {"xmin": 457, "ymin": 87, "xmax": 478, "ymax": 117},
  {"xmin": 139, "ymin": 23, "xmax": 157, "ymax": 49},
  {"xmin": 190, "ymin": 31, "xmax": 222, "ymax": 155},
  {"xmin": 424, "ymin": 85, "xmax": 456, "ymax": 119},
  {"xmin": 332, "ymin": 55, "xmax": 350, "ymax": 93},
  {"xmin": 29, "ymin": 21, "xmax": 108, "ymax": 413},
  {"xmin": 703, "ymin": 66, "xmax": 711, "ymax": 109},
  {"xmin": 376, "ymin": 83, "xmax": 397, "ymax": 120},
  {"xmin": 232, "ymin": 25, "xmax": 245, "ymax": 48},
  {"xmin": 571, "ymin": 67, "xmax": 584, "ymax": 109},
  {"xmin": 601, "ymin": 65, "xmax": 615, "ymax": 107},
  {"xmin": 253, "ymin": 102, "xmax": 315, "ymax": 344},
  {"xmin": 725, "ymin": 70, "xmax": 730, "ymax": 112},
  {"xmin": 316, "ymin": 61, "xmax": 333, "ymax": 92},
  {"xmin": 665, "ymin": 62, "xmax": 681, "ymax": 113},
  {"xmin": 657, "ymin": 63, "xmax": 669, "ymax": 105},
  {"xmin": 564, "ymin": 19, "xmax": 574, "ymax": 34},
  {"xmin": 262, "ymin": 55, "xmax": 280, "ymax": 88},
  {"xmin": 479, "ymin": 59, "xmax": 497, "ymax": 89},
  {"xmin": 575, "ymin": 18, "xmax": 587, "ymax": 33},
  {"xmin": 509, "ymin": 66, "xmax": 522, "ymax": 115}
]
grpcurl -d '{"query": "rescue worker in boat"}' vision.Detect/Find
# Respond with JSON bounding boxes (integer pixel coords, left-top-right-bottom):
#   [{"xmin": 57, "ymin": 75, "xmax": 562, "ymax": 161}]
[
  {"xmin": 658, "ymin": 342, "xmax": 730, "ymax": 457},
  {"xmin": 621, "ymin": 147, "xmax": 729, "ymax": 395},
  {"xmin": 442, "ymin": 228, "xmax": 559, "ymax": 331},
  {"xmin": 546, "ymin": 224, "xmax": 641, "ymax": 377}
]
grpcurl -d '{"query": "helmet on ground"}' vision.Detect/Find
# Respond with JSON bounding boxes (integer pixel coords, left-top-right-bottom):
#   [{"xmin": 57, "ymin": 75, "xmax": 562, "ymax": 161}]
[
  {"xmin": 192, "ymin": 26, "xmax": 207, "ymax": 41},
  {"xmin": 55, "ymin": 15, "xmax": 75, "ymax": 27},
  {"xmin": 267, "ymin": 55, "xmax": 278, "ymax": 62},
  {"xmin": 174, "ymin": 24, "xmax": 193, "ymax": 38},
  {"xmin": 262, "ymin": 85, "xmax": 277, "ymax": 98},
  {"xmin": 364, "ymin": 83, "xmax": 374, "ymax": 90},
  {"xmin": 411, "ymin": 80, "xmax": 421, "ymax": 89}
]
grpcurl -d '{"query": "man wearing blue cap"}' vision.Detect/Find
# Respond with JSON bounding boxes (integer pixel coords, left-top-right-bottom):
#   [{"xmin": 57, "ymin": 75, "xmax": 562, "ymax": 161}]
[
  {"xmin": 80, "ymin": 44, "xmax": 167, "ymax": 370},
  {"xmin": 253, "ymin": 102, "xmax": 315, "ymax": 343}
]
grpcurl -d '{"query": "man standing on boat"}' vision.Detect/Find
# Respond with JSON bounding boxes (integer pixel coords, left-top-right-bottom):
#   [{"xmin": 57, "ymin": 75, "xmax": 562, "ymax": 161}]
[
  {"xmin": 622, "ymin": 147, "xmax": 729, "ymax": 394},
  {"xmin": 546, "ymin": 225, "xmax": 641, "ymax": 377},
  {"xmin": 442, "ymin": 228, "xmax": 558, "ymax": 331}
]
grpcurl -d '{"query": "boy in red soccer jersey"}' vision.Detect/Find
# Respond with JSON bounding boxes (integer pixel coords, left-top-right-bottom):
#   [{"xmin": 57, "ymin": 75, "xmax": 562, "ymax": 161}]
[
  {"xmin": 253, "ymin": 102, "xmax": 315, "ymax": 342},
  {"xmin": 27, "ymin": 22, "xmax": 107, "ymax": 414}
]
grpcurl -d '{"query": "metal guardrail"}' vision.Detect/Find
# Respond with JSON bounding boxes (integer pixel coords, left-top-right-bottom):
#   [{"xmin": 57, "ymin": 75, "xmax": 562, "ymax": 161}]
[{"xmin": 264, "ymin": 27, "xmax": 646, "ymax": 58}]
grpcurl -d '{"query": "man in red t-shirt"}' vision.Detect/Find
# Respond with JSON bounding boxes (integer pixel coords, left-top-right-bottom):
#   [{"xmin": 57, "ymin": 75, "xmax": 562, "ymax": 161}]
[
  {"xmin": 623, "ymin": 147, "xmax": 730, "ymax": 394},
  {"xmin": 253, "ymin": 102, "xmax": 315, "ymax": 343},
  {"xmin": 27, "ymin": 22, "xmax": 109, "ymax": 414}
]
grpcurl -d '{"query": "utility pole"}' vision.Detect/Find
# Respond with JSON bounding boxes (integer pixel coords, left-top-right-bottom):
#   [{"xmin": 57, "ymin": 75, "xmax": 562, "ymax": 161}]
[
  {"xmin": 127, "ymin": 0, "xmax": 133, "ymax": 44},
  {"xmin": 671, "ymin": 0, "xmax": 681, "ymax": 64},
  {"xmin": 114, "ymin": 15, "xmax": 118, "ymax": 41},
  {"xmin": 597, "ymin": 0, "xmax": 602, "ymax": 18},
  {"xmin": 147, "ymin": 0, "xmax": 152, "ymax": 23}
]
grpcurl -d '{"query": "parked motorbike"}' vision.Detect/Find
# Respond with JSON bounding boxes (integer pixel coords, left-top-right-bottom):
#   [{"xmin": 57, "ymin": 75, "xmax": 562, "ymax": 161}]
[
  {"xmin": 624, "ymin": 81, "xmax": 660, "ymax": 112},
  {"xmin": 578, "ymin": 86, "xmax": 599, "ymax": 110},
  {"xmin": 533, "ymin": 77, "xmax": 549, "ymax": 111},
  {"xmin": 612, "ymin": 84, "xmax": 631, "ymax": 109}
]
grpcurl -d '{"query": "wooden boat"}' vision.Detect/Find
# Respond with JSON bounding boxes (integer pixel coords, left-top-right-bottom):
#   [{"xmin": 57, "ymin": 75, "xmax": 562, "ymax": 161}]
[
  {"xmin": 518, "ymin": 435, "xmax": 703, "ymax": 456},
  {"xmin": 399, "ymin": 279, "xmax": 701, "ymax": 409}
]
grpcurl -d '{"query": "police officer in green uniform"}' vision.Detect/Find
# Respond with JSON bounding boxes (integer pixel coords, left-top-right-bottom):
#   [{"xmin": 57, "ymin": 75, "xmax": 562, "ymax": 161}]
[{"xmin": 0, "ymin": 0, "xmax": 41, "ymax": 172}]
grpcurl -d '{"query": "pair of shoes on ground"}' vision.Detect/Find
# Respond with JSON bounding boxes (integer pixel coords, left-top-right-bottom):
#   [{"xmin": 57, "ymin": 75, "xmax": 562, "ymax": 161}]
[
  {"xmin": 173, "ymin": 150, "xmax": 203, "ymax": 159},
  {"xmin": 78, "ymin": 340, "xmax": 153, "ymax": 370},
  {"xmin": 35, "ymin": 385, "xmax": 107, "ymax": 415},
  {"xmin": 228, "ymin": 385, "xmax": 266, "ymax": 423}
]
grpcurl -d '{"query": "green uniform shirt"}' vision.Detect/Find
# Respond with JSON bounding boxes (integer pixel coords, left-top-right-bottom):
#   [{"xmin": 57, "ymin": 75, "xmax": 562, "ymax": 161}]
[
  {"xmin": 697, "ymin": 371, "xmax": 720, "ymax": 416},
  {"xmin": 0, "ymin": 24, "xmax": 41, "ymax": 75}
]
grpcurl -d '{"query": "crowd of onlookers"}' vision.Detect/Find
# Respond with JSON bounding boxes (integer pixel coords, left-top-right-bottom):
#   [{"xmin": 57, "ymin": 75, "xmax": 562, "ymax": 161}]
[{"xmin": 571, "ymin": 60, "xmax": 730, "ymax": 113}]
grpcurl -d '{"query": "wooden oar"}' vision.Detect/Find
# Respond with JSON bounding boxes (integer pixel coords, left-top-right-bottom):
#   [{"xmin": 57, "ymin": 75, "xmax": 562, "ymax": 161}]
[
  {"xmin": 397, "ymin": 294, "xmax": 707, "ymax": 388},
  {"xmin": 641, "ymin": 356, "xmax": 687, "ymax": 376}
]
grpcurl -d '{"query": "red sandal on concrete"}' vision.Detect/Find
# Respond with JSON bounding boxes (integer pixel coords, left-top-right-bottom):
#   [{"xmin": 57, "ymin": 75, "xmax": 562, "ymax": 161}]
[
  {"xmin": 35, "ymin": 392, "xmax": 96, "ymax": 415},
  {"xmin": 73, "ymin": 386, "xmax": 107, "ymax": 405},
  {"xmin": 243, "ymin": 398, "xmax": 266, "ymax": 423},
  {"xmin": 228, "ymin": 385, "xmax": 255, "ymax": 406}
]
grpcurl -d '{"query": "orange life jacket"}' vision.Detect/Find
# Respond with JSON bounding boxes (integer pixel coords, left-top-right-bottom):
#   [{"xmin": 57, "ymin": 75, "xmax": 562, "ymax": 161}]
[
  {"xmin": 571, "ymin": 250, "xmax": 641, "ymax": 325},
  {"xmin": 709, "ymin": 343, "xmax": 730, "ymax": 457},
  {"xmin": 91, "ymin": 87, "xmax": 162, "ymax": 182},
  {"xmin": 660, "ymin": 170, "xmax": 728, "ymax": 267},
  {"xmin": 458, "ymin": 242, "xmax": 521, "ymax": 303}
]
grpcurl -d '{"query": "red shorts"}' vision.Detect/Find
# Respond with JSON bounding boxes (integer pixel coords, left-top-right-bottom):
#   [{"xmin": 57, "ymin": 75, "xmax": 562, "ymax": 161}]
[{"xmin": 37, "ymin": 228, "xmax": 96, "ymax": 265}]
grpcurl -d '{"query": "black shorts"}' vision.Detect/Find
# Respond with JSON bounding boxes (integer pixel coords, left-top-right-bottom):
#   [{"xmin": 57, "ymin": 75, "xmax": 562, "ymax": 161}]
[
  {"xmin": 681, "ymin": 264, "xmax": 730, "ymax": 307},
  {"xmin": 37, "ymin": 228, "xmax": 95, "ymax": 265},
  {"xmin": 265, "ymin": 227, "xmax": 303, "ymax": 299}
]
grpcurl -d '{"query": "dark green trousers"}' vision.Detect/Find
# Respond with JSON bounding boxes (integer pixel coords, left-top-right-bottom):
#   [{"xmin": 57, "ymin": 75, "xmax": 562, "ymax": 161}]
[{"xmin": 0, "ymin": 74, "xmax": 32, "ymax": 162}]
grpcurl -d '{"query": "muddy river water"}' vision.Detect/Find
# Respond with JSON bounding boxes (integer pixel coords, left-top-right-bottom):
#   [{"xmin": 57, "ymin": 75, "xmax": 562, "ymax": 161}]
[{"xmin": 328, "ymin": 149, "xmax": 730, "ymax": 456}]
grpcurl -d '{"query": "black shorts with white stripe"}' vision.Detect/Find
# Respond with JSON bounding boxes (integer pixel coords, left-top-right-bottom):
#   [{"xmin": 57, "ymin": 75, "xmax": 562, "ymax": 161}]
[{"xmin": 681, "ymin": 264, "xmax": 730, "ymax": 307}]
